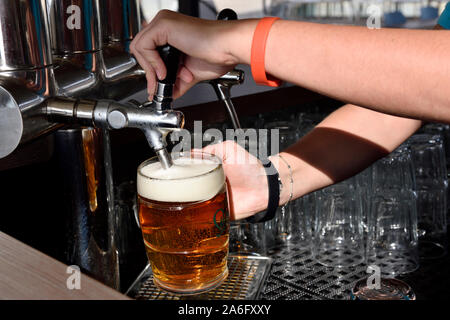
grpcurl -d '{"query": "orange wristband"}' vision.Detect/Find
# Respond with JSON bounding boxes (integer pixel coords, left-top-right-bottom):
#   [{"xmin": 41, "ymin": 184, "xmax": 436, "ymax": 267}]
[{"xmin": 251, "ymin": 17, "xmax": 282, "ymax": 87}]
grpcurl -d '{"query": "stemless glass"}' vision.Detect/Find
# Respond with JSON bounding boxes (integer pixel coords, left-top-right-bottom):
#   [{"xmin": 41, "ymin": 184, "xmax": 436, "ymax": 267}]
[
  {"xmin": 313, "ymin": 182, "xmax": 365, "ymax": 268},
  {"xmin": 408, "ymin": 134, "xmax": 448, "ymax": 259},
  {"xmin": 137, "ymin": 151, "xmax": 230, "ymax": 294},
  {"xmin": 367, "ymin": 149, "xmax": 419, "ymax": 276},
  {"xmin": 263, "ymin": 121, "xmax": 303, "ymax": 247}
]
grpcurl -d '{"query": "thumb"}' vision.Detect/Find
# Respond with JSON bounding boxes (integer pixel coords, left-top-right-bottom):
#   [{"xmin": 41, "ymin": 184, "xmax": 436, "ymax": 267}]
[
  {"xmin": 202, "ymin": 142, "xmax": 228, "ymax": 161},
  {"xmin": 173, "ymin": 69, "xmax": 196, "ymax": 99}
]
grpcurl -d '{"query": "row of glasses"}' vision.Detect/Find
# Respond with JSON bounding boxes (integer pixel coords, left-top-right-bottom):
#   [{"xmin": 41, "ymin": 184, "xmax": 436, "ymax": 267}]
[
  {"xmin": 268, "ymin": 0, "xmax": 358, "ymax": 22},
  {"xmin": 311, "ymin": 144, "xmax": 420, "ymax": 276},
  {"xmin": 174, "ymin": 109, "xmax": 449, "ymax": 269}
]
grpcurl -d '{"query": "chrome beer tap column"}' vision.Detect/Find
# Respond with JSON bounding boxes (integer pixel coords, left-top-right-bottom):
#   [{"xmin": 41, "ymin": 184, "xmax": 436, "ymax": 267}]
[
  {"xmin": 209, "ymin": 9, "xmax": 244, "ymax": 130},
  {"xmin": 46, "ymin": 97, "xmax": 185, "ymax": 150},
  {"xmin": 47, "ymin": 0, "xmax": 103, "ymax": 97},
  {"xmin": 100, "ymin": 0, "xmax": 145, "ymax": 84},
  {"xmin": 0, "ymin": 0, "xmax": 57, "ymax": 158},
  {"xmin": 0, "ymin": 0, "xmax": 150, "ymax": 291}
]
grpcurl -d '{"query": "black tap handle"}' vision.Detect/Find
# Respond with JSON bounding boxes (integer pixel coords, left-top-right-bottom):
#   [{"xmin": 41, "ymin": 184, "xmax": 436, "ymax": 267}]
[
  {"xmin": 217, "ymin": 8, "xmax": 238, "ymax": 21},
  {"xmin": 157, "ymin": 45, "xmax": 181, "ymax": 85}
]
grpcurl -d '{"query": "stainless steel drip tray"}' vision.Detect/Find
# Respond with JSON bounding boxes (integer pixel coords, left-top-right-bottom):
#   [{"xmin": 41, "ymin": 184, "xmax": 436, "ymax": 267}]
[{"xmin": 126, "ymin": 255, "xmax": 272, "ymax": 300}]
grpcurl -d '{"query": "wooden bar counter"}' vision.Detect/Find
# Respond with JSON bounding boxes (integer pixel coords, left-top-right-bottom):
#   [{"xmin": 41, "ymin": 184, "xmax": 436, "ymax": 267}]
[{"xmin": 0, "ymin": 231, "xmax": 129, "ymax": 300}]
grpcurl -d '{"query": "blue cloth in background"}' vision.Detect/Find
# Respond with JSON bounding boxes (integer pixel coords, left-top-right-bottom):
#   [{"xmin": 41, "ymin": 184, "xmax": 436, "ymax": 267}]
[{"xmin": 438, "ymin": 2, "xmax": 450, "ymax": 29}]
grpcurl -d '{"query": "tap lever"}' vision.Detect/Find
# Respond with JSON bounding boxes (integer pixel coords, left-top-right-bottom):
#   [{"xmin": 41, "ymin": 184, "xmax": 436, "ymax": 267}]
[
  {"xmin": 157, "ymin": 45, "xmax": 181, "ymax": 85},
  {"xmin": 153, "ymin": 45, "xmax": 181, "ymax": 111},
  {"xmin": 217, "ymin": 8, "xmax": 238, "ymax": 20},
  {"xmin": 210, "ymin": 9, "xmax": 243, "ymax": 130}
]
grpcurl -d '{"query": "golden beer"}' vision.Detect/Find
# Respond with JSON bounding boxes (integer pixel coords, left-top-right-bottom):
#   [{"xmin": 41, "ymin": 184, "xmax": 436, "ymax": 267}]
[{"xmin": 137, "ymin": 152, "xmax": 230, "ymax": 294}]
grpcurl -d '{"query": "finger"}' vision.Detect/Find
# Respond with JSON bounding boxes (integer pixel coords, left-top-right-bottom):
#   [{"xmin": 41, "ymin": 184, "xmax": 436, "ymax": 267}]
[
  {"xmin": 202, "ymin": 142, "xmax": 226, "ymax": 160},
  {"xmin": 146, "ymin": 70, "xmax": 157, "ymax": 100},
  {"xmin": 178, "ymin": 66, "xmax": 194, "ymax": 84},
  {"xmin": 173, "ymin": 77, "xmax": 197, "ymax": 100},
  {"xmin": 140, "ymin": 47, "xmax": 167, "ymax": 81},
  {"xmin": 134, "ymin": 49, "xmax": 157, "ymax": 98},
  {"xmin": 202, "ymin": 140, "xmax": 238, "ymax": 163},
  {"xmin": 136, "ymin": 53, "xmax": 156, "ymax": 101},
  {"xmin": 130, "ymin": 11, "xmax": 160, "ymax": 53},
  {"xmin": 132, "ymin": 24, "xmax": 168, "ymax": 80}
]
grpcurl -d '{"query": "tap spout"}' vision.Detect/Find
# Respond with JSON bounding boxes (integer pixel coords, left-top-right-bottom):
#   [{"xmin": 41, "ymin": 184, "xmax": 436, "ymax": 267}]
[{"xmin": 46, "ymin": 98, "xmax": 185, "ymax": 154}]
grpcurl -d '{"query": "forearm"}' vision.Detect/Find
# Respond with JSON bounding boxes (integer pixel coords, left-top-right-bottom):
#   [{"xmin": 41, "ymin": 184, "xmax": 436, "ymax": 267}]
[
  {"xmin": 229, "ymin": 20, "xmax": 450, "ymax": 123},
  {"xmin": 270, "ymin": 105, "xmax": 422, "ymax": 204}
]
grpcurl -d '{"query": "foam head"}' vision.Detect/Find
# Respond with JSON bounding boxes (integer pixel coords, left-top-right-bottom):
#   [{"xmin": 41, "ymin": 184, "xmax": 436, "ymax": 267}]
[{"xmin": 137, "ymin": 154, "xmax": 225, "ymax": 202}]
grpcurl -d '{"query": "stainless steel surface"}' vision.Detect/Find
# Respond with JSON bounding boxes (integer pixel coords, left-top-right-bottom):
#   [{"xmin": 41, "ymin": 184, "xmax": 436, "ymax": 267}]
[
  {"xmin": 155, "ymin": 148, "xmax": 173, "ymax": 169},
  {"xmin": 0, "ymin": 79, "xmax": 58, "ymax": 148},
  {"xmin": 102, "ymin": 0, "xmax": 141, "ymax": 43},
  {"xmin": 54, "ymin": 127, "xmax": 120, "ymax": 289},
  {"xmin": 46, "ymin": 97, "xmax": 185, "ymax": 152},
  {"xmin": 0, "ymin": 0, "xmax": 57, "ymax": 149},
  {"xmin": 99, "ymin": 0, "xmax": 144, "ymax": 84},
  {"xmin": 48, "ymin": 0, "xmax": 102, "ymax": 55},
  {"xmin": 126, "ymin": 255, "xmax": 273, "ymax": 300},
  {"xmin": 261, "ymin": 245, "xmax": 368, "ymax": 300},
  {"xmin": 210, "ymin": 70, "xmax": 245, "ymax": 130},
  {"xmin": 52, "ymin": 52, "xmax": 103, "ymax": 97},
  {"xmin": 47, "ymin": 0, "xmax": 104, "ymax": 98},
  {"xmin": 0, "ymin": 0, "xmax": 53, "ymax": 71},
  {"xmin": 153, "ymin": 83, "xmax": 175, "ymax": 111},
  {"xmin": 0, "ymin": 87, "xmax": 23, "ymax": 158},
  {"xmin": 0, "ymin": 0, "xmax": 148, "ymax": 156},
  {"xmin": 100, "ymin": 44, "xmax": 144, "ymax": 83}
]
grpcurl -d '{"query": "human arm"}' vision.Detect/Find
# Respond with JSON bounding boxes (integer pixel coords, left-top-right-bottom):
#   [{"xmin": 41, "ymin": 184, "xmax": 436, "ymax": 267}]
[
  {"xmin": 131, "ymin": 10, "xmax": 450, "ymax": 124},
  {"xmin": 204, "ymin": 105, "xmax": 422, "ymax": 220}
]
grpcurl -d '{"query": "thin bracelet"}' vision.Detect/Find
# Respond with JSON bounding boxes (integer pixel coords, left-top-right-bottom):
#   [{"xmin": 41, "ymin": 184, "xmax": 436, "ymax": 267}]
[{"xmin": 277, "ymin": 154, "xmax": 293, "ymax": 206}]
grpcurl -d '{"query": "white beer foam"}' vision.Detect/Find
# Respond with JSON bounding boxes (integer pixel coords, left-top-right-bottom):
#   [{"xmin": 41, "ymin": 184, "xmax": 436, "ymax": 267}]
[{"xmin": 137, "ymin": 157, "xmax": 225, "ymax": 202}]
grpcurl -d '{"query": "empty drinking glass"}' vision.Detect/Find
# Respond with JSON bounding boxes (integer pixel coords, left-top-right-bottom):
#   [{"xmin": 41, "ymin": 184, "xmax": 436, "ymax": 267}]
[
  {"xmin": 408, "ymin": 133, "xmax": 448, "ymax": 259},
  {"xmin": 263, "ymin": 121, "xmax": 310, "ymax": 249},
  {"xmin": 313, "ymin": 182, "xmax": 365, "ymax": 268},
  {"xmin": 367, "ymin": 149, "xmax": 419, "ymax": 276}
]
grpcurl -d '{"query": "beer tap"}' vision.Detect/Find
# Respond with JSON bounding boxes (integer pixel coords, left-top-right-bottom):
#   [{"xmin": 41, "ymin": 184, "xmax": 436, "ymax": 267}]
[
  {"xmin": 46, "ymin": 44, "xmax": 184, "ymax": 169},
  {"xmin": 45, "ymin": 96, "xmax": 185, "ymax": 166},
  {"xmin": 210, "ymin": 69, "xmax": 245, "ymax": 130},
  {"xmin": 209, "ymin": 9, "xmax": 244, "ymax": 130},
  {"xmin": 141, "ymin": 44, "xmax": 182, "ymax": 169}
]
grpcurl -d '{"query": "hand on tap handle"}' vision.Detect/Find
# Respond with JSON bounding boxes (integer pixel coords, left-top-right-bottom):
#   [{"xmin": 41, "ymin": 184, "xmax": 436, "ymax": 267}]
[
  {"xmin": 130, "ymin": 10, "xmax": 241, "ymax": 100},
  {"xmin": 157, "ymin": 45, "xmax": 181, "ymax": 84},
  {"xmin": 152, "ymin": 44, "xmax": 181, "ymax": 111}
]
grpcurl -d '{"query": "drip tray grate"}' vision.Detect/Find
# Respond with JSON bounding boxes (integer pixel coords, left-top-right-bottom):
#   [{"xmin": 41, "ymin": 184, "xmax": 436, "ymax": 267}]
[{"xmin": 126, "ymin": 255, "xmax": 272, "ymax": 300}]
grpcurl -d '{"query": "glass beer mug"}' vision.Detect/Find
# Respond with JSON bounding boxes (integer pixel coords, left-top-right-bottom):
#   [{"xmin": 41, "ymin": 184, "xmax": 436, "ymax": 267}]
[{"xmin": 137, "ymin": 151, "xmax": 230, "ymax": 294}]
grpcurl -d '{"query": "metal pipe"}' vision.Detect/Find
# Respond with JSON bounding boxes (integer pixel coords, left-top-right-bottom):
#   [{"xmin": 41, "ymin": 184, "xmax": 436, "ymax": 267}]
[{"xmin": 210, "ymin": 69, "xmax": 245, "ymax": 130}]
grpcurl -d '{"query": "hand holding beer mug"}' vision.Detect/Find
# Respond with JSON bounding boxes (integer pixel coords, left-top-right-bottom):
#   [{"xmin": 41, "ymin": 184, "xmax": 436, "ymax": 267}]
[{"xmin": 137, "ymin": 152, "xmax": 230, "ymax": 294}]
